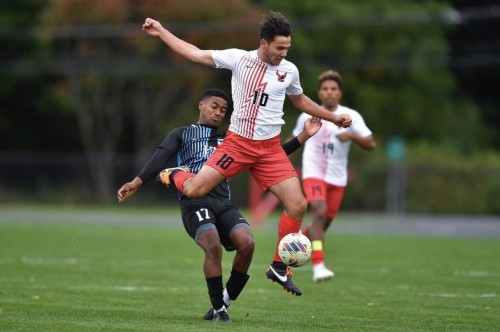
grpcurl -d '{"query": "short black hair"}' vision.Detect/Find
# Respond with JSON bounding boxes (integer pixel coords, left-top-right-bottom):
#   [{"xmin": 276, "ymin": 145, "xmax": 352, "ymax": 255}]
[
  {"xmin": 202, "ymin": 88, "xmax": 230, "ymax": 105},
  {"xmin": 259, "ymin": 11, "xmax": 292, "ymax": 42}
]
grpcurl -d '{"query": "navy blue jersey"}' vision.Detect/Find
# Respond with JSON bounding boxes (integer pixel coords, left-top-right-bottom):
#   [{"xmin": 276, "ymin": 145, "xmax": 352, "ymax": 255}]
[{"xmin": 157, "ymin": 124, "xmax": 229, "ymax": 200}]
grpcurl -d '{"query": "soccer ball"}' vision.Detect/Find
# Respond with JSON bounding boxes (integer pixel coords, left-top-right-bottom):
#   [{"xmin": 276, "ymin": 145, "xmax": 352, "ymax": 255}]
[{"xmin": 278, "ymin": 232, "xmax": 312, "ymax": 267}]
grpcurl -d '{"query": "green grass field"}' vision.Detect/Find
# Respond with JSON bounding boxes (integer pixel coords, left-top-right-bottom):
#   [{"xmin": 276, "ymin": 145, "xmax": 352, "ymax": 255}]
[{"xmin": 1, "ymin": 206, "xmax": 499, "ymax": 331}]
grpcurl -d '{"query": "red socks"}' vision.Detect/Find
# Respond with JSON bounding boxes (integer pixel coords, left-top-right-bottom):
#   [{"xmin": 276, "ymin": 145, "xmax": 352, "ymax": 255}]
[
  {"xmin": 311, "ymin": 240, "xmax": 325, "ymax": 265},
  {"xmin": 273, "ymin": 213, "xmax": 302, "ymax": 262},
  {"xmin": 173, "ymin": 172, "xmax": 195, "ymax": 192}
]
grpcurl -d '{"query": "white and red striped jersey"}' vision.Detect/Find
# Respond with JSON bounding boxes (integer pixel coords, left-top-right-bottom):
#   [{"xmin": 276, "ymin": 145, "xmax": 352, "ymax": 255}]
[
  {"xmin": 211, "ymin": 49, "xmax": 303, "ymax": 140},
  {"xmin": 292, "ymin": 105, "xmax": 372, "ymax": 186}
]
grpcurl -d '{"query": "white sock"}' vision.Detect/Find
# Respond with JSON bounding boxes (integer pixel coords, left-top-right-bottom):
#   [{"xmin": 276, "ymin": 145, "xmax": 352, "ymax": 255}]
[
  {"xmin": 313, "ymin": 262, "xmax": 325, "ymax": 273},
  {"xmin": 223, "ymin": 288, "xmax": 231, "ymax": 307},
  {"xmin": 215, "ymin": 306, "xmax": 226, "ymax": 313}
]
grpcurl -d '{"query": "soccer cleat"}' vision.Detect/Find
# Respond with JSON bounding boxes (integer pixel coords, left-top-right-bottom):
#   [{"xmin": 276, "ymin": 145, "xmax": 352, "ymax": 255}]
[
  {"xmin": 265, "ymin": 266, "xmax": 302, "ymax": 296},
  {"xmin": 158, "ymin": 166, "xmax": 190, "ymax": 187},
  {"xmin": 313, "ymin": 266, "xmax": 335, "ymax": 282},
  {"xmin": 202, "ymin": 302, "xmax": 229, "ymax": 320},
  {"xmin": 202, "ymin": 308, "xmax": 214, "ymax": 320},
  {"xmin": 212, "ymin": 308, "xmax": 231, "ymax": 323}
]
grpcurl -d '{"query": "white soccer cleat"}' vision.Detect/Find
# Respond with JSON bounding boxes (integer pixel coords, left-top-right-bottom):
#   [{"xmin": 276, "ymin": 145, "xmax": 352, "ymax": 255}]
[{"xmin": 313, "ymin": 266, "xmax": 335, "ymax": 282}]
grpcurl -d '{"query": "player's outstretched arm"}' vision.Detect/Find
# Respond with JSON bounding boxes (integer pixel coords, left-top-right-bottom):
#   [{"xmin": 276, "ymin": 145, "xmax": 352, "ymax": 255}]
[
  {"xmin": 281, "ymin": 117, "xmax": 322, "ymax": 155},
  {"xmin": 338, "ymin": 131, "xmax": 376, "ymax": 150},
  {"xmin": 288, "ymin": 94, "xmax": 352, "ymax": 128},
  {"xmin": 142, "ymin": 18, "xmax": 215, "ymax": 67},
  {"xmin": 117, "ymin": 177, "xmax": 143, "ymax": 203},
  {"xmin": 297, "ymin": 117, "xmax": 322, "ymax": 144}
]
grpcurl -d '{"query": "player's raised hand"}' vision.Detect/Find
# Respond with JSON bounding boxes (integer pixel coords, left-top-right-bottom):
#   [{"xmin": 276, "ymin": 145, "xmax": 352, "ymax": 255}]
[
  {"xmin": 142, "ymin": 18, "xmax": 163, "ymax": 37},
  {"xmin": 304, "ymin": 117, "xmax": 322, "ymax": 137}
]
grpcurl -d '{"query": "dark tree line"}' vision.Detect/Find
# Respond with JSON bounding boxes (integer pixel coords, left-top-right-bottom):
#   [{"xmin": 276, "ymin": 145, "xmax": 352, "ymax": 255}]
[{"xmin": 1, "ymin": 0, "xmax": 499, "ymax": 206}]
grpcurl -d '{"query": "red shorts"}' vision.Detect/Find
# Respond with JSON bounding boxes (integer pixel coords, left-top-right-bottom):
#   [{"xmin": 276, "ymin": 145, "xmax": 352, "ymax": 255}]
[
  {"xmin": 302, "ymin": 178, "xmax": 345, "ymax": 219},
  {"xmin": 206, "ymin": 131, "xmax": 297, "ymax": 191}
]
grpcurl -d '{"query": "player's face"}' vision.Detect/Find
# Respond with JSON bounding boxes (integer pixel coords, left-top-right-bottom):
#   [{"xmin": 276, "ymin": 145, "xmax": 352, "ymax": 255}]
[
  {"xmin": 198, "ymin": 96, "xmax": 228, "ymax": 128},
  {"xmin": 318, "ymin": 80, "xmax": 342, "ymax": 110},
  {"xmin": 260, "ymin": 36, "xmax": 291, "ymax": 66}
]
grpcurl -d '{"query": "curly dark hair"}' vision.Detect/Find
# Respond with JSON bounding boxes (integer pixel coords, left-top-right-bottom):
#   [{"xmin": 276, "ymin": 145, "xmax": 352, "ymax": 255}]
[
  {"xmin": 259, "ymin": 10, "xmax": 292, "ymax": 42},
  {"xmin": 318, "ymin": 70, "xmax": 343, "ymax": 91}
]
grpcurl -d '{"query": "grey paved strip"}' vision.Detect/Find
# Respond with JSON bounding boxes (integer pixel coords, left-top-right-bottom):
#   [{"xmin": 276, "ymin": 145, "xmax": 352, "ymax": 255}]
[{"xmin": 0, "ymin": 206, "xmax": 499, "ymax": 238}]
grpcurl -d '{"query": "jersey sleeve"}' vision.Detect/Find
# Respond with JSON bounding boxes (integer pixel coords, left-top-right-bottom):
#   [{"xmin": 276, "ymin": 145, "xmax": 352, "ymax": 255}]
[
  {"xmin": 137, "ymin": 127, "xmax": 184, "ymax": 183},
  {"xmin": 158, "ymin": 126, "xmax": 185, "ymax": 151},
  {"xmin": 350, "ymin": 111, "xmax": 372, "ymax": 137},
  {"xmin": 292, "ymin": 112, "xmax": 309, "ymax": 137},
  {"xmin": 211, "ymin": 48, "xmax": 247, "ymax": 70},
  {"xmin": 285, "ymin": 63, "xmax": 303, "ymax": 96}
]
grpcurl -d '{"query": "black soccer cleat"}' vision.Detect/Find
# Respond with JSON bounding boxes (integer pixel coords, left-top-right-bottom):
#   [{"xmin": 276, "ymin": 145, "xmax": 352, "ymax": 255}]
[
  {"xmin": 265, "ymin": 266, "xmax": 302, "ymax": 296},
  {"xmin": 202, "ymin": 302, "xmax": 230, "ymax": 320},
  {"xmin": 212, "ymin": 308, "xmax": 231, "ymax": 323},
  {"xmin": 202, "ymin": 307, "xmax": 214, "ymax": 320}
]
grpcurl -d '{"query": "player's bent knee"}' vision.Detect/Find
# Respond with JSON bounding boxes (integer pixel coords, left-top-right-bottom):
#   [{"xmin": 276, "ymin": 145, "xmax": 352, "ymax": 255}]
[
  {"xmin": 287, "ymin": 198, "xmax": 307, "ymax": 219},
  {"xmin": 233, "ymin": 231, "xmax": 255, "ymax": 258},
  {"xmin": 241, "ymin": 237, "xmax": 255, "ymax": 258},
  {"xmin": 204, "ymin": 242, "xmax": 223, "ymax": 260}
]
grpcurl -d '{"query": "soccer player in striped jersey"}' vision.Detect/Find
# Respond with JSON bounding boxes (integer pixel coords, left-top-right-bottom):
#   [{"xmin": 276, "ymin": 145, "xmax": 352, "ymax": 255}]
[
  {"xmin": 292, "ymin": 70, "xmax": 376, "ymax": 282},
  {"xmin": 117, "ymin": 89, "xmax": 322, "ymax": 322},
  {"xmin": 142, "ymin": 11, "xmax": 352, "ymax": 296}
]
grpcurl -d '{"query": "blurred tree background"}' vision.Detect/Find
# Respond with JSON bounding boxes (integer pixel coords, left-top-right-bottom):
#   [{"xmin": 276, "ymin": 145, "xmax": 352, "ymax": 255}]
[{"xmin": 0, "ymin": 0, "xmax": 499, "ymax": 213}]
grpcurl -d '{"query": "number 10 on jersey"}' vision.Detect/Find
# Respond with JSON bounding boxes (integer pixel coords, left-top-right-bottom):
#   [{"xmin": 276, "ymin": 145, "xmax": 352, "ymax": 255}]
[{"xmin": 252, "ymin": 91, "xmax": 269, "ymax": 106}]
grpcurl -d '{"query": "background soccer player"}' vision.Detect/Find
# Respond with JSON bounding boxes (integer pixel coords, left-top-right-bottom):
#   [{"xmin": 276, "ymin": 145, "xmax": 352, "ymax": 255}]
[{"xmin": 292, "ymin": 70, "xmax": 376, "ymax": 282}]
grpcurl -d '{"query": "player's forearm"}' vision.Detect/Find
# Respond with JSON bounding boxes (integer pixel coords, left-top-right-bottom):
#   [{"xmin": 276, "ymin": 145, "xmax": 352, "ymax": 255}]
[
  {"xmin": 296, "ymin": 130, "xmax": 312, "ymax": 144},
  {"xmin": 137, "ymin": 147, "xmax": 173, "ymax": 183},
  {"xmin": 307, "ymin": 105, "xmax": 341, "ymax": 124},
  {"xmin": 355, "ymin": 135, "xmax": 376, "ymax": 150},
  {"xmin": 156, "ymin": 28, "xmax": 214, "ymax": 66},
  {"xmin": 157, "ymin": 29, "xmax": 201, "ymax": 62},
  {"xmin": 292, "ymin": 95, "xmax": 340, "ymax": 123},
  {"xmin": 281, "ymin": 136, "xmax": 301, "ymax": 155},
  {"xmin": 130, "ymin": 177, "xmax": 144, "ymax": 189}
]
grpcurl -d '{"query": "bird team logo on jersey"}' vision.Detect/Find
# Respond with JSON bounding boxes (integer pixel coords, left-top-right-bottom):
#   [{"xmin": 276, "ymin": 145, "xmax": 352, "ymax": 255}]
[{"xmin": 276, "ymin": 70, "xmax": 287, "ymax": 82}]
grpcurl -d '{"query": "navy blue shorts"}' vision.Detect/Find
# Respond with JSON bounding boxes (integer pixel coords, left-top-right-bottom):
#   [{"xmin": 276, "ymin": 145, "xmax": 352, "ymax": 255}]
[{"xmin": 179, "ymin": 195, "xmax": 249, "ymax": 251}]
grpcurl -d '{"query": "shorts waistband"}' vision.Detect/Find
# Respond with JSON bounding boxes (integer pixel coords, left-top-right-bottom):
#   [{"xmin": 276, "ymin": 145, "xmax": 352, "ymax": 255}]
[{"xmin": 227, "ymin": 131, "xmax": 280, "ymax": 148}]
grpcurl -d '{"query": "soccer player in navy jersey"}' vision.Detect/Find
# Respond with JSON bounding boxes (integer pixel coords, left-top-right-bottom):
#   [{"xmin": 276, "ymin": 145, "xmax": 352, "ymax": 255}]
[
  {"xmin": 142, "ymin": 11, "xmax": 352, "ymax": 296},
  {"xmin": 117, "ymin": 89, "xmax": 321, "ymax": 322}
]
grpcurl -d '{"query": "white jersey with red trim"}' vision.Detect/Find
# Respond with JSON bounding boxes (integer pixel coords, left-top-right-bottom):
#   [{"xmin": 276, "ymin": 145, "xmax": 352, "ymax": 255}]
[
  {"xmin": 292, "ymin": 105, "xmax": 372, "ymax": 186},
  {"xmin": 211, "ymin": 49, "xmax": 303, "ymax": 140}
]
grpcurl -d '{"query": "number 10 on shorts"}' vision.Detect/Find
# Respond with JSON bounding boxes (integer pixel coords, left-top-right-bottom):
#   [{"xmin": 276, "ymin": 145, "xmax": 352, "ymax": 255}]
[{"xmin": 216, "ymin": 153, "xmax": 234, "ymax": 170}]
